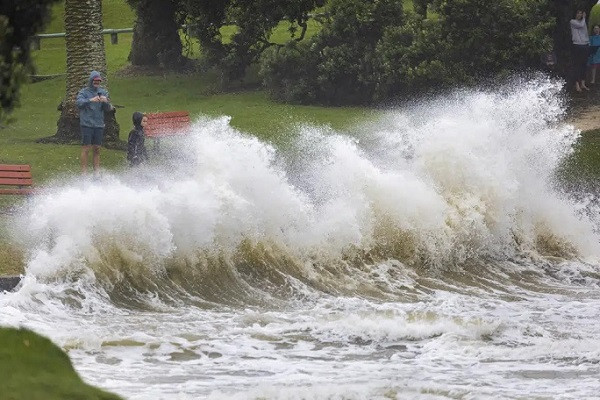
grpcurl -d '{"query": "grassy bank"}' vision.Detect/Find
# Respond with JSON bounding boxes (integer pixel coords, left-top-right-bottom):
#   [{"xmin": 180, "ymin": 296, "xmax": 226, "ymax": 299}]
[{"xmin": 0, "ymin": 327, "xmax": 123, "ymax": 400}]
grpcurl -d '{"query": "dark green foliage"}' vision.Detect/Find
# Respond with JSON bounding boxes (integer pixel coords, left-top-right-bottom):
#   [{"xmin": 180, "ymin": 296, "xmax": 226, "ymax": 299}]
[
  {"xmin": 373, "ymin": 17, "xmax": 462, "ymax": 100},
  {"xmin": 375, "ymin": 0, "xmax": 554, "ymax": 99},
  {"xmin": 0, "ymin": 17, "xmax": 25, "ymax": 124},
  {"xmin": 260, "ymin": 0, "xmax": 404, "ymax": 105},
  {"xmin": 260, "ymin": 41, "xmax": 318, "ymax": 103},
  {"xmin": 261, "ymin": 0, "xmax": 554, "ymax": 105},
  {"xmin": 413, "ymin": 0, "xmax": 429, "ymax": 18},
  {"xmin": 0, "ymin": 0, "xmax": 57, "ymax": 124},
  {"xmin": 437, "ymin": 0, "xmax": 553, "ymax": 77},
  {"xmin": 185, "ymin": 0, "xmax": 321, "ymax": 83},
  {"xmin": 127, "ymin": 0, "xmax": 185, "ymax": 69},
  {"xmin": 0, "ymin": 327, "xmax": 122, "ymax": 399}
]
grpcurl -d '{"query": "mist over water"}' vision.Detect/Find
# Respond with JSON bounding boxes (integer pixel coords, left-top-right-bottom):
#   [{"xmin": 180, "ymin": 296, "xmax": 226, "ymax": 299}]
[{"xmin": 2, "ymin": 79, "xmax": 600, "ymax": 399}]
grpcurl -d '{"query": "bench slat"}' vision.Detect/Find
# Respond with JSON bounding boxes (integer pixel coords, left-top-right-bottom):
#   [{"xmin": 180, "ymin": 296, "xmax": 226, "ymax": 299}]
[
  {"xmin": 145, "ymin": 132, "xmax": 188, "ymax": 137},
  {"xmin": 150, "ymin": 119, "xmax": 190, "ymax": 125},
  {"xmin": 0, "ymin": 164, "xmax": 34, "ymax": 196},
  {"xmin": 0, "ymin": 171, "xmax": 32, "ymax": 179},
  {"xmin": 147, "ymin": 115, "xmax": 190, "ymax": 120},
  {"xmin": 147, "ymin": 111, "xmax": 189, "ymax": 118},
  {"xmin": 0, "ymin": 177, "xmax": 33, "ymax": 186},
  {"xmin": 147, "ymin": 123, "xmax": 190, "ymax": 129},
  {"xmin": 147, "ymin": 122, "xmax": 190, "ymax": 128},
  {"xmin": 0, "ymin": 164, "xmax": 31, "ymax": 172},
  {"xmin": 146, "ymin": 126, "xmax": 189, "ymax": 132},
  {"xmin": 0, "ymin": 188, "xmax": 35, "ymax": 195}
]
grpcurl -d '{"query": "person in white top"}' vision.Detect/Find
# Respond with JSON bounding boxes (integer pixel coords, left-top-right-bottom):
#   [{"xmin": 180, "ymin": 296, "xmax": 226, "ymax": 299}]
[{"xmin": 570, "ymin": 9, "xmax": 590, "ymax": 92}]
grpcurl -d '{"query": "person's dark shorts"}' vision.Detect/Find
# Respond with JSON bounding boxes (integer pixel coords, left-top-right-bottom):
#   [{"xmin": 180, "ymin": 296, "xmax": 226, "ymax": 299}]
[{"xmin": 81, "ymin": 126, "xmax": 104, "ymax": 146}]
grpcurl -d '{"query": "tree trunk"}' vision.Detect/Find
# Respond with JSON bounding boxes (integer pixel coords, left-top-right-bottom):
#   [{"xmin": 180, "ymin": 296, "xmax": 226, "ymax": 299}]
[
  {"xmin": 128, "ymin": 0, "xmax": 184, "ymax": 69},
  {"xmin": 54, "ymin": 0, "xmax": 119, "ymax": 144}
]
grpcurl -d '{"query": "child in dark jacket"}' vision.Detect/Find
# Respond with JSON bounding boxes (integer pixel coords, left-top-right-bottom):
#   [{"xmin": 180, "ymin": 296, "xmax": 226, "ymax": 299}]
[{"xmin": 127, "ymin": 112, "xmax": 148, "ymax": 167}]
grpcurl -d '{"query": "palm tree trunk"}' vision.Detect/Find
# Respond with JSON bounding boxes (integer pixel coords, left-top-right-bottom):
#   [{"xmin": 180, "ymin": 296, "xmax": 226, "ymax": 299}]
[{"xmin": 54, "ymin": 0, "xmax": 119, "ymax": 143}]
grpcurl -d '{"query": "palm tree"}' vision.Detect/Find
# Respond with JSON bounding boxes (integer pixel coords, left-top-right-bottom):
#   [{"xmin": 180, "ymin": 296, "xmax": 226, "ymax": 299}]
[{"xmin": 55, "ymin": 0, "xmax": 119, "ymax": 143}]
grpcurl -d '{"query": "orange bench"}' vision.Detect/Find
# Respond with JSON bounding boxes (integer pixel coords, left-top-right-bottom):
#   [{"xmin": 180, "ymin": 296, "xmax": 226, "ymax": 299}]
[{"xmin": 0, "ymin": 164, "xmax": 34, "ymax": 195}]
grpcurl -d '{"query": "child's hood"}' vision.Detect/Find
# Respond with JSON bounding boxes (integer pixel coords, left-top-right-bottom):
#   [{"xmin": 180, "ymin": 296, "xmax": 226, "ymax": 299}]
[{"xmin": 132, "ymin": 111, "xmax": 144, "ymax": 129}]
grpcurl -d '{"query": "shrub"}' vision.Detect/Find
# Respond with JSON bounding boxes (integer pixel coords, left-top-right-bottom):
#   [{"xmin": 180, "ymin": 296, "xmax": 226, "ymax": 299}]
[
  {"xmin": 260, "ymin": 41, "xmax": 318, "ymax": 103},
  {"xmin": 260, "ymin": 0, "xmax": 404, "ymax": 105},
  {"xmin": 260, "ymin": 0, "xmax": 554, "ymax": 105}
]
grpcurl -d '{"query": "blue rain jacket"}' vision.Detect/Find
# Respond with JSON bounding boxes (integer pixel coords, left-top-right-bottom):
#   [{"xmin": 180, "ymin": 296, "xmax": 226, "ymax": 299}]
[{"xmin": 76, "ymin": 71, "xmax": 112, "ymax": 128}]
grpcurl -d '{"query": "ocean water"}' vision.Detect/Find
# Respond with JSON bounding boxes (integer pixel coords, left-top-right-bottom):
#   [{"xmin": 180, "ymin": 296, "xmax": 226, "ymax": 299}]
[{"xmin": 2, "ymin": 79, "xmax": 600, "ymax": 399}]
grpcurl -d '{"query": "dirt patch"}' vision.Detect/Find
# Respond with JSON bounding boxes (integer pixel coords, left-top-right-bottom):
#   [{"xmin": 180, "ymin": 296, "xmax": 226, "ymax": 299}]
[{"xmin": 567, "ymin": 103, "xmax": 600, "ymax": 132}]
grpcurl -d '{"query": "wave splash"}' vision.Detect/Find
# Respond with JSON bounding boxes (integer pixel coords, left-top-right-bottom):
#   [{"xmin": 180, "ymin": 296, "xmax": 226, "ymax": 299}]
[{"xmin": 8, "ymin": 78, "xmax": 600, "ymax": 305}]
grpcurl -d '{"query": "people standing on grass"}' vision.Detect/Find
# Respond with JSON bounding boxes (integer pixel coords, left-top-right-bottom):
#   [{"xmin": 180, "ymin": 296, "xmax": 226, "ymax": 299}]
[
  {"xmin": 76, "ymin": 71, "xmax": 114, "ymax": 175},
  {"xmin": 570, "ymin": 10, "xmax": 591, "ymax": 92},
  {"xmin": 127, "ymin": 112, "xmax": 149, "ymax": 167}
]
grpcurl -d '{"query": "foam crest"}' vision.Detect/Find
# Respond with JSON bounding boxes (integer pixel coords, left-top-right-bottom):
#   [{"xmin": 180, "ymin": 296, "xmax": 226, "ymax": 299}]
[{"xmin": 7, "ymin": 79, "xmax": 599, "ymax": 296}]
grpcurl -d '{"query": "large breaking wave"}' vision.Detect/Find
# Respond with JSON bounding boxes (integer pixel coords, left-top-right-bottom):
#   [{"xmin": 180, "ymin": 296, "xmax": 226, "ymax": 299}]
[{"xmin": 7, "ymin": 78, "xmax": 600, "ymax": 306}]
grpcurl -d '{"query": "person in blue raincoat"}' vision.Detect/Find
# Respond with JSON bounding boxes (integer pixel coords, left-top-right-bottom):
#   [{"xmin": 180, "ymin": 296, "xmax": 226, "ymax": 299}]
[
  {"xmin": 589, "ymin": 25, "xmax": 600, "ymax": 84},
  {"xmin": 76, "ymin": 70, "xmax": 114, "ymax": 175}
]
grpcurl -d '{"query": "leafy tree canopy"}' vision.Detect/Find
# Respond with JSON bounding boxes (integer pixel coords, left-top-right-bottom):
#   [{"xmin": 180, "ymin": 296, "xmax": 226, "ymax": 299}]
[
  {"xmin": 184, "ymin": 0, "xmax": 323, "ymax": 82},
  {"xmin": 260, "ymin": 0, "xmax": 556, "ymax": 105},
  {"xmin": 0, "ymin": 0, "xmax": 58, "ymax": 124}
]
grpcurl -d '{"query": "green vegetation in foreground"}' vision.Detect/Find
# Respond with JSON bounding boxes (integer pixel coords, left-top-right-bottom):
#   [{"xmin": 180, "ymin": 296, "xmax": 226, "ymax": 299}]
[{"xmin": 0, "ymin": 327, "xmax": 123, "ymax": 400}]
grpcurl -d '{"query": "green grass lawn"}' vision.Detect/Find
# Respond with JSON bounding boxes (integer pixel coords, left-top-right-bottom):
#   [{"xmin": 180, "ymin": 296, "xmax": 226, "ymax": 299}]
[
  {"xmin": 0, "ymin": 327, "xmax": 123, "ymax": 400},
  {"xmin": 1, "ymin": 73, "xmax": 372, "ymax": 181}
]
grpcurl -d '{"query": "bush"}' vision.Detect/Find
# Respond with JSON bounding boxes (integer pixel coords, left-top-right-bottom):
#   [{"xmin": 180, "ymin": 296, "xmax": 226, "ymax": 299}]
[
  {"xmin": 260, "ymin": 41, "xmax": 318, "ymax": 103},
  {"xmin": 438, "ymin": 0, "xmax": 553, "ymax": 77},
  {"xmin": 373, "ymin": 17, "xmax": 463, "ymax": 100},
  {"xmin": 260, "ymin": 0, "xmax": 404, "ymax": 105},
  {"xmin": 0, "ymin": 17, "xmax": 26, "ymax": 124},
  {"xmin": 260, "ymin": 0, "xmax": 554, "ymax": 106}
]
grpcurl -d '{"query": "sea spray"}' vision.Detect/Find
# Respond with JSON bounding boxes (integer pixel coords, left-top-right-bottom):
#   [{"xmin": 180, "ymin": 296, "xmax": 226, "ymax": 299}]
[{"xmin": 4, "ymin": 79, "xmax": 598, "ymax": 303}]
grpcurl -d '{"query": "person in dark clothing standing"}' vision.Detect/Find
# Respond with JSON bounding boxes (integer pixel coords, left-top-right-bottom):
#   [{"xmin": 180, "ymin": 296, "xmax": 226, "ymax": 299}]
[{"xmin": 127, "ymin": 111, "xmax": 149, "ymax": 167}]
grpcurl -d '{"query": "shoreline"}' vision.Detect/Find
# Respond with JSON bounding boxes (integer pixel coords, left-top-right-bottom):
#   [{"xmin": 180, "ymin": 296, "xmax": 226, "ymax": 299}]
[{"xmin": 568, "ymin": 104, "xmax": 600, "ymax": 133}]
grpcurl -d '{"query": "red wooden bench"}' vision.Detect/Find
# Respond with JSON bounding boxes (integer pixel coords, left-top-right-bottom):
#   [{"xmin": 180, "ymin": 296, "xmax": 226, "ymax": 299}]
[
  {"xmin": 0, "ymin": 164, "xmax": 34, "ymax": 195},
  {"xmin": 145, "ymin": 111, "xmax": 191, "ymax": 137},
  {"xmin": 144, "ymin": 111, "xmax": 191, "ymax": 153}
]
